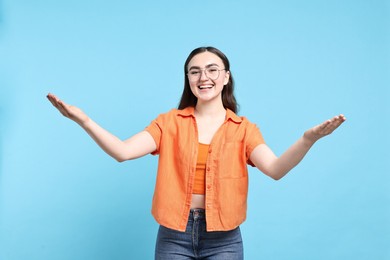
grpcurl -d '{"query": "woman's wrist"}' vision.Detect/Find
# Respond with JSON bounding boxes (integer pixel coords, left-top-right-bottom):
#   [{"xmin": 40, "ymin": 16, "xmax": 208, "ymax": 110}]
[
  {"xmin": 302, "ymin": 130, "xmax": 319, "ymax": 145},
  {"xmin": 78, "ymin": 116, "xmax": 92, "ymax": 128}
]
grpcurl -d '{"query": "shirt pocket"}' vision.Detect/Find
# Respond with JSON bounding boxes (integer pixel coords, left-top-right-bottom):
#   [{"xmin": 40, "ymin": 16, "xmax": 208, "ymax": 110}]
[{"xmin": 219, "ymin": 141, "xmax": 247, "ymax": 179}]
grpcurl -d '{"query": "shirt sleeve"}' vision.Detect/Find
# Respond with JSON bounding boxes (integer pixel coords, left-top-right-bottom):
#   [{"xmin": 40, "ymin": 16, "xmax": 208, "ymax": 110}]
[
  {"xmin": 246, "ymin": 123, "xmax": 265, "ymax": 167},
  {"xmin": 144, "ymin": 114, "xmax": 164, "ymax": 155}
]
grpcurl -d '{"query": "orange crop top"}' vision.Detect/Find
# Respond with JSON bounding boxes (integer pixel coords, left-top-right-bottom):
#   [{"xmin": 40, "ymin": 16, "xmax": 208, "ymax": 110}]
[{"xmin": 193, "ymin": 143, "xmax": 209, "ymax": 194}]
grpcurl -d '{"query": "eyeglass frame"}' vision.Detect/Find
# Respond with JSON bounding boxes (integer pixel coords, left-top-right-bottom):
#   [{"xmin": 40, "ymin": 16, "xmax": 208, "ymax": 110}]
[{"xmin": 187, "ymin": 66, "xmax": 227, "ymax": 81}]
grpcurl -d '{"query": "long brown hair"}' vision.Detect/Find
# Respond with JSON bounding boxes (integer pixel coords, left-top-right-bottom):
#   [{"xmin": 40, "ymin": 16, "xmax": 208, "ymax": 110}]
[{"xmin": 178, "ymin": 46, "xmax": 238, "ymax": 113}]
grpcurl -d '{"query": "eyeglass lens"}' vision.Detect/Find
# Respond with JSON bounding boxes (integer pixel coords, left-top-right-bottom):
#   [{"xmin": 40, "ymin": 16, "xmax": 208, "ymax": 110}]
[{"xmin": 188, "ymin": 67, "xmax": 221, "ymax": 81}]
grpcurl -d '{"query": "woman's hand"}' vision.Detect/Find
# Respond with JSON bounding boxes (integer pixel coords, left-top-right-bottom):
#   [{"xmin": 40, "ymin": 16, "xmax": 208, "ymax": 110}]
[
  {"xmin": 251, "ymin": 114, "xmax": 347, "ymax": 180},
  {"xmin": 47, "ymin": 93, "xmax": 89, "ymax": 126},
  {"xmin": 304, "ymin": 114, "xmax": 347, "ymax": 143},
  {"xmin": 46, "ymin": 93, "xmax": 156, "ymax": 161}
]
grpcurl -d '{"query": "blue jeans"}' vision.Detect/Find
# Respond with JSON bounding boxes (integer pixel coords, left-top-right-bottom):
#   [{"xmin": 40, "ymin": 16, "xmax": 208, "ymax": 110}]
[{"xmin": 155, "ymin": 209, "xmax": 243, "ymax": 259}]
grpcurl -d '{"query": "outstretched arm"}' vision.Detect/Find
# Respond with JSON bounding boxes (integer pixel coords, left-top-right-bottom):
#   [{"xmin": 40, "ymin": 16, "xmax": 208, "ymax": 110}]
[
  {"xmin": 46, "ymin": 93, "xmax": 156, "ymax": 162},
  {"xmin": 250, "ymin": 115, "xmax": 346, "ymax": 180}
]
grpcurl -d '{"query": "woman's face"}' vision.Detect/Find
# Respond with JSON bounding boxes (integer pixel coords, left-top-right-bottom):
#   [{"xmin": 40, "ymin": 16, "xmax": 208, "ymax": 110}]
[{"xmin": 187, "ymin": 52, "xmax": 230, "ymax": 105}]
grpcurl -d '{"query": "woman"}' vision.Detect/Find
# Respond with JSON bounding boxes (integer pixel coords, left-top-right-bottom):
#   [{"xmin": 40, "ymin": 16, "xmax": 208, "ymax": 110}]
[{"xmin": 47, "ymin": 46, "xmax": 346, "ymax": 259}]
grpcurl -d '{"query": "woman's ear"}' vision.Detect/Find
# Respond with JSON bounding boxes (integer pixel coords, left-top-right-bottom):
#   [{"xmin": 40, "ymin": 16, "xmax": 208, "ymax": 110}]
[{"xmin": 224, "ymin": 71, "xmax": 230, "ymax": 85}]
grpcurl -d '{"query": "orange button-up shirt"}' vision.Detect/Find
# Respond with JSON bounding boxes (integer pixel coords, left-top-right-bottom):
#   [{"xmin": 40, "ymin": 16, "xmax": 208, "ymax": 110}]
[{"xmin": 145, "ymin": 107, "xmax": 265, "ymax": 232}]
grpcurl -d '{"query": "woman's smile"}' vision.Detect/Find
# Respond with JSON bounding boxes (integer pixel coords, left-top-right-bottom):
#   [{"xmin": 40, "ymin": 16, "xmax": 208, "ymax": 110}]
[{"xmin": 198, "ymin": 84, "xmax": 214, "ymax": 90}]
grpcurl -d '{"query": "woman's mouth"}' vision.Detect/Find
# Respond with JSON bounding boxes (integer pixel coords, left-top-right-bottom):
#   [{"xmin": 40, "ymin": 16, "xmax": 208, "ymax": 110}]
[{"xmin": 198, "ymin": 84, "xmax": 214, "ymax": 89}]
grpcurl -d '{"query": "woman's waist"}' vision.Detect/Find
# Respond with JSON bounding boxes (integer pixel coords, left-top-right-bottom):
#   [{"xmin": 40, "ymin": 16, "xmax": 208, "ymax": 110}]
[{"xmin": 191, "ymin": 194, "xmax": 205, "ymax": 209}]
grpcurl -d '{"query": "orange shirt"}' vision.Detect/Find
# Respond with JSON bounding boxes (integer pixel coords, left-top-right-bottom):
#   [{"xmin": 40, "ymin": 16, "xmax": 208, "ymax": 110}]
[{"xmin": 145, "ymin": 106, "xmax": 265, "ymax": 232}]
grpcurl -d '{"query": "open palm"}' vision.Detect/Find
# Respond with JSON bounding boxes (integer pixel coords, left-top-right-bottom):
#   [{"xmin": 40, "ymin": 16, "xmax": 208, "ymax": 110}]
[
  {"xmin": 47, "ymin": 93, "xmax": 89, "ymax": 125},
  {"xmin": 304, "ymin": 114, "xmax": 346, "ymax": 142}
]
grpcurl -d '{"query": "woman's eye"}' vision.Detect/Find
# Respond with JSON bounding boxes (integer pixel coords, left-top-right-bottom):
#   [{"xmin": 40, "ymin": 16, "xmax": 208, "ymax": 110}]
[{"xmin": 190, "ymin": 71, "xmax": 200, "ymax": 75}]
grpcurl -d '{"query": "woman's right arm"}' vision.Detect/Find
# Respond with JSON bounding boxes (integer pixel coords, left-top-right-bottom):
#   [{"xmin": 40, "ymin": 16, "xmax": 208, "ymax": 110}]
[{"xmin": 46, "ymin": 93, "xmax": 156, "ymax": 162}]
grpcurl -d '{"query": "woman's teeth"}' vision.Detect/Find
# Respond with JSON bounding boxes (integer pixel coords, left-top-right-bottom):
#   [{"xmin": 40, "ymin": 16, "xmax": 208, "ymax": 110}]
[{"xmin": 199, "ymin": 85, "xmax": 213, "ymax": 89}]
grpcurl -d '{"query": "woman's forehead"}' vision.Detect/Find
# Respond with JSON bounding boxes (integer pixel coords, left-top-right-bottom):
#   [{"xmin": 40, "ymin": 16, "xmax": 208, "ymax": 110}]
[{"xmin": 188, "ymin": 52, "xmax": 224, "ymax": 67}]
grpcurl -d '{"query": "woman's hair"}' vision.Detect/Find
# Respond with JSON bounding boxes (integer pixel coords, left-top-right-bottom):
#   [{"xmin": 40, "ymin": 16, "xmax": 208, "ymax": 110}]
[{"xmin": 178, "ymin": 46, "xmax": 238, "ymax": 113}]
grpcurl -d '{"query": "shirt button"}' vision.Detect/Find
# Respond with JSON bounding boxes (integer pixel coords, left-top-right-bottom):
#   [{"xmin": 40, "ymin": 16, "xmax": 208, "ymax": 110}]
[
  {"xmin": 208, "ymin": 149, "xmax": 212, "ymax": 153},
  {"xmin": 207, "ymin": 167, "xmax": 210, "ymax": 171},
  {"xmin": 207, "ymin": 185, "xmax": 211, "ymax": 190}
]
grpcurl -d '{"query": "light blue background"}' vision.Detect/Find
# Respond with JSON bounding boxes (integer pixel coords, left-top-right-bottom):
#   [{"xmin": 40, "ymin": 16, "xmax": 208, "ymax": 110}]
[{"xmin": 1, "ymin": 0, "xmax": 389, "ymax": 259}]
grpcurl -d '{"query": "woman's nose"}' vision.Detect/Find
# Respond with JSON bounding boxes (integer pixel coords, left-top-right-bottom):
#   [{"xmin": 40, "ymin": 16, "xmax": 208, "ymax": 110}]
[{"xmin": 200, "ymin": 70, "xmax": 209, "ymax": 80}]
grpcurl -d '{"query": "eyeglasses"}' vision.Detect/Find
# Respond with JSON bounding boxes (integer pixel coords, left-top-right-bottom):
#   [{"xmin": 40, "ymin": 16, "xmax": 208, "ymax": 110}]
[{"xmin": 187, "ymin": 67, "xmax": 226, "ymax": 81}]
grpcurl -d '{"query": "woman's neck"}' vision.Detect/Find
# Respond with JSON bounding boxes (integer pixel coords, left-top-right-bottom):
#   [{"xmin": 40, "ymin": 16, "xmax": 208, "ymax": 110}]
[{"xmin": 195, "ymin": 100, "xmax": 225, "ymax": 118}]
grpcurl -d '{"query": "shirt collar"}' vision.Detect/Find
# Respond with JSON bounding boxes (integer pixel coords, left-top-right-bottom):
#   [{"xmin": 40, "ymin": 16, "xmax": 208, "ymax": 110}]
[
  {"xmin": 177, "ymin": 106, "xmax": 195, "ymax": 117},
  {"xmin": 225, "ymin": 108, "xmax": 243, "ymax": 123},
  {"xmin": 177, "ymin": 106, "xmax": 242, "ymax": 123}
]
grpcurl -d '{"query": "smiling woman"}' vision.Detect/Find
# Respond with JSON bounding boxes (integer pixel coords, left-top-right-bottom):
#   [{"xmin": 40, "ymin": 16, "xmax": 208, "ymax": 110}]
[
  {"xmin": 187, "ymin": 52, "xmax": 229, "ymax": 108},
  {"xmin": 179, "ymin": 46, "xmax": 238, "ymax": 114},
  {"xmin": 47, "ymin": 46, "xmax": 345, "ymax": 259}
]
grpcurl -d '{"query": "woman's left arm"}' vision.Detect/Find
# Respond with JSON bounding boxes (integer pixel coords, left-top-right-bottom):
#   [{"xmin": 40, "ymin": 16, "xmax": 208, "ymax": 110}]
[{"xmin": 250, "ymin": 114, "xmax": 346, "ymax": 180}]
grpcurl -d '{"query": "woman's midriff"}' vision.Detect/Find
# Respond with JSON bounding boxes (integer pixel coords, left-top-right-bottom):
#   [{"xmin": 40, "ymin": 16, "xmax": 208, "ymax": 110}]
[{"xmin": 191, "ymin": 194, "xmax": 205, "ymax": 209}]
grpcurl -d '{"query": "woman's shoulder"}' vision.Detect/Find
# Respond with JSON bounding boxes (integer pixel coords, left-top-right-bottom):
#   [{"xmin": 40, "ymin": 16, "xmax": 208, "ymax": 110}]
[
  {"xmin": 153, "ymin": 107, "xmax": 195, "ymax": 121},
  {"xmin": 226, "ymin": 109, "xmax": 255, "ymax": 125}
]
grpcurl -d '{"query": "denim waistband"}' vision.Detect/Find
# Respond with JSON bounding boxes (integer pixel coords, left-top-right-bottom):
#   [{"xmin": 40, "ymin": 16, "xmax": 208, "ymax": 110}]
[{"xmin": 189, "ymin": 208, "xmax": 205, "ymax": 220}]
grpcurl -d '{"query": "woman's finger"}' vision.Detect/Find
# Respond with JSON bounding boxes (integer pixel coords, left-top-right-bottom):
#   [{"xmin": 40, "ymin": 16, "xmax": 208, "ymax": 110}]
[
  {"xmin": 47, "ymin": 95, "xmax": 64, "ymax": 113},
  {"xmin": 47, "ymin": 94, "xmax": 63, "ymax": 110},
  {"xmin": 57, "ymin": 100, "xmax": 71, "ymax": 117},
  {"xmin": 324, "ymin": 115, "xmax": 346, "ymax": 134}
]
